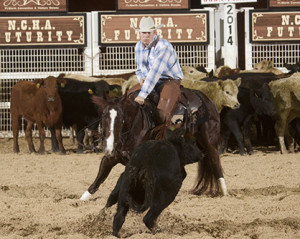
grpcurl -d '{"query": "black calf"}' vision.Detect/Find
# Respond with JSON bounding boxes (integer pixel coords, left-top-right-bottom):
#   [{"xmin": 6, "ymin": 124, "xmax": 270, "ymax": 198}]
[
  {"xmin": 105, "ymin": 128, "xmax": 202, "ymax": 237},
  {"xmin": 221, "ymin": 84, "xmax": 276, "ymax": 155}
]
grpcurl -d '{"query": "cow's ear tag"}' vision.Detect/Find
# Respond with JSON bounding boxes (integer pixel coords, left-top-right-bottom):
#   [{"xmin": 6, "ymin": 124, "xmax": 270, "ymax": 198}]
[
  {"xmin": 88, "ymin": 89, "xmax": 93, "ymax": 94},
  {"xmin": 60, "ymin": 83, "xmax": 65, "ymax": 88},
  {"xmin": 169, "ymin": 126, "xmax": 175, "ymax": 131},
  {"xmin": 36, "ymin": 83, "xmax": 40, "ymax": 88}
]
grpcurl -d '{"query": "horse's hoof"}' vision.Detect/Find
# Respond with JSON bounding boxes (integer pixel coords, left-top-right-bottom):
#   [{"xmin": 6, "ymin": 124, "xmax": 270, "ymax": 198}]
[
  {"xmin": 80, "ymin": 191, "xmax": 92, "ymax": 201},
  {"xmin": 218, "ymin": 178, "xmax": 228, "ymax": 196}
]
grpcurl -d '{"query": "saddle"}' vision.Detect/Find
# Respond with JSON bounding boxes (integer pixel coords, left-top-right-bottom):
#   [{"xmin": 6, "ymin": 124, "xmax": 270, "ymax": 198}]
[
  {"xmin": 128, "ymin": 86, "xmax": 209, "ymax": 133},
  {"xmin": 172, "ymin": 88, "xmax": 210, "ymax": 131}
]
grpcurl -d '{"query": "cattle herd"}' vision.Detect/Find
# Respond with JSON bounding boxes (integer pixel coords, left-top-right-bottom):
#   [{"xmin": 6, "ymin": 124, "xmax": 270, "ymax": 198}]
[{"xmin": 9, "ymin": 60, "xmax": 300, "ymax": 236}]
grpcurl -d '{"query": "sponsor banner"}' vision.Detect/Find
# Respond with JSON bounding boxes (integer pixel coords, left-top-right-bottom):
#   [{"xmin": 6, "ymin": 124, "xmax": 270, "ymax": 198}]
[
  {"xmin": 0, "ymin": 0, "xmax": 68, "ymax": 13},
  {"xmin": 269, "ymin": 0, "xmax": 300, "ymax": 8},
  {"xmin": 99, "ymin": 12, "xmax": 209, "ymax": 45},
  {"xmin": 201, "ymin": 0, "xmax": 256, "ymax": 4},
  {"xmin": 0, "ymin": 14, "xmax": 86, "ymax": 47},
  {"xmin": 250, "ymin": 11, "xmax": 300, "ymax": 42},
  {"xmin": 117, "ymin": 0, "xmax": 190, "ymax": 10}
]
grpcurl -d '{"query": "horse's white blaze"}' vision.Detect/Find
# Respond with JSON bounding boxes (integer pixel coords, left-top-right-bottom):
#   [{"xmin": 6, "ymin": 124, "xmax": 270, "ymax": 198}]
[
  {"xmin": 218, "ymin": 177, "xmax": 228, "ymax": 196},
  {"xmin": 105, "ymin": 108, "xmax": 117, "ymax": 154}
]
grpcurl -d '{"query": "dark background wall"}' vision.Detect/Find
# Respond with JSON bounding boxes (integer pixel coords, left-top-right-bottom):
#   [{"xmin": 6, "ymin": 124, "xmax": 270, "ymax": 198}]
[{"xmin": 68, "ymin": 0, "xmax": 267, "ymax": 13}]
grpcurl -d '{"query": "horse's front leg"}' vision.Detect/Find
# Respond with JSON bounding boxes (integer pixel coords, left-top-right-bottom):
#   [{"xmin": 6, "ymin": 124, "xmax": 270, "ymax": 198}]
[{"xmin": 80, "ymin": 155, "xmax": 119, "ymax": 201}]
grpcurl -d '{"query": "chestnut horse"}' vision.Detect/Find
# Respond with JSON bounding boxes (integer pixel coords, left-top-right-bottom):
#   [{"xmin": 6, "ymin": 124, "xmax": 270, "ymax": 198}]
[{"xmin": 80, "ymin": 87, "xmax": 228, "ymax": 200}]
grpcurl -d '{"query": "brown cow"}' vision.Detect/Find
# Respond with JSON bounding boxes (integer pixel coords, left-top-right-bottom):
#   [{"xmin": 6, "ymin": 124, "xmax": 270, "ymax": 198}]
[
  {"xmin": 10, "ymin": 76, "xmax": 66, "ymax": 154},
  {"xmin": 215, "ymin": 65, "xmax": 240, "ymax": 78}
]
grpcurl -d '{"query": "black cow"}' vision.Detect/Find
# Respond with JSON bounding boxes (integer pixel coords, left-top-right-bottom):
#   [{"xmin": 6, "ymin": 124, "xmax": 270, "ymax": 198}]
[
  {"xmin": 51, "ymin": 74, "xmax": 118, "ymax": 153},
  {"xmin": 284, "ymin": 62, "xmax": 300, "ymax": 74},
  {"xmin": 104, "ymin": 128, "xmax": 203, "ymax": 237},
  {"xmin": 220, "ymin": 84, "xmax": 276, "ymax": 155},
  {"xmin": 221, "ymin": 72, "xmax": 278, "ymax": 89},
  {"xmin": 195, "ymin": 65, "xmax": 214, "ymax": 78}
]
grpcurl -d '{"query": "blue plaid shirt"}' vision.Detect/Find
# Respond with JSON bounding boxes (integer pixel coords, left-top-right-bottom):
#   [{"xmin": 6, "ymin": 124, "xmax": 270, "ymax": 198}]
[{"xmin": 135, "ymin": 35, "xmax": 183, "ymax": 99}]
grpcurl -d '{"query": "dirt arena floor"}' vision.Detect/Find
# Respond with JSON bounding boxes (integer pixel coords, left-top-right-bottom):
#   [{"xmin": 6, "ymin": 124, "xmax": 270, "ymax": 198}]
[{"xmin": 0, "ymin": 137, "xmax": 300, "ymax": 239}]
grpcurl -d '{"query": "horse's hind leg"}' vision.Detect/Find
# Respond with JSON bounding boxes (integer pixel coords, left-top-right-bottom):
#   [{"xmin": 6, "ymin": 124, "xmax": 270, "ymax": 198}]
[
  {"xmin": 207, "ymin": 143, "xmax": 228, "ymax": 196},
  {"xmin": 195, "ymin": 128, "xmax": 228, "ymax": 196},
  {"xmin": 80, "ymin": 155, "xmax": 118, "ymax": 200}
]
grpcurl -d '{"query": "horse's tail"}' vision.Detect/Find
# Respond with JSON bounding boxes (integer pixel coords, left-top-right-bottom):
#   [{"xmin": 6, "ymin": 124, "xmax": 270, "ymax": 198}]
[
  {"xmin": 191, "ymin": 149, "xmax": 222, "ymax": 197},
  {"xmin": 191, "ymin": 127, "xmax": 223, "ymax": 197},
  {"xmin": 127, "ymin": 167, "xmax": 154, "ymax": 213}
]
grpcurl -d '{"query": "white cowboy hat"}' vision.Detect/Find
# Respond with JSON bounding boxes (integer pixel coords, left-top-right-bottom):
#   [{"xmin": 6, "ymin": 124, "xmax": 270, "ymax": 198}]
[{"xmin": 132, "ymin": 16, "xmax": 165, "ymax": 32}]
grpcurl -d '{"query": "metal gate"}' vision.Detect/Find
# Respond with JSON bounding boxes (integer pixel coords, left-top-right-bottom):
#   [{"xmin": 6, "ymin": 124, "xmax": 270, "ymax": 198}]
[{"xmin": 0, "ymin": 9, "xmax": 216, "ymax": 138}]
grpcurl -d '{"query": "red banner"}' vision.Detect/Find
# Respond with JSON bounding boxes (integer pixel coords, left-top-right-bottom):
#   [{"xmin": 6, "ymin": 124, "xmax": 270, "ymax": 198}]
[{"xmin": 99, "ymin": 13, "xmax": 209, "ymax": 44}]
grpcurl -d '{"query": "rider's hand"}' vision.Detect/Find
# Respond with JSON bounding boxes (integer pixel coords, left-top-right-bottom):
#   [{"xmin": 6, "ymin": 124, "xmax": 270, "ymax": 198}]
[{"xmin": 135, "ymin": 96, "xmax": 145, "ymax": 105}]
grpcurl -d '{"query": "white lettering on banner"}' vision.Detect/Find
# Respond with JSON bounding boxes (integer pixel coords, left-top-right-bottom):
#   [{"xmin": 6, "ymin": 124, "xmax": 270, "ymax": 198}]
[
  {"xmin": 110, "ymin": 28, "xmax": 195, "ymax": 41},
  {"xmin": 1, "ymin": 16, "xmax": 84, "ymax": 46},
  {"xmin": 3, "ymin": 30, "xmax": 74, "ymax": 43},
  {"xmin": 101, "ymin": 14, "xmax": 208, "ymax": 43},
  {"xmin": 281, "ymin": 15, "xmax": 290, "ymax": 25}
]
